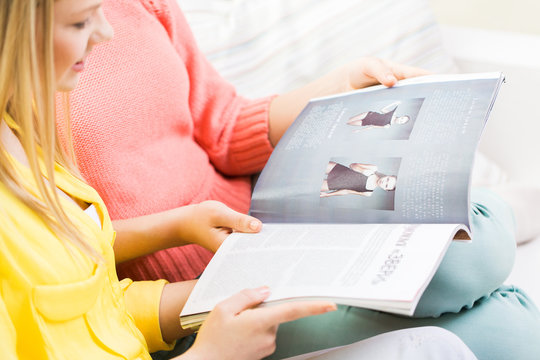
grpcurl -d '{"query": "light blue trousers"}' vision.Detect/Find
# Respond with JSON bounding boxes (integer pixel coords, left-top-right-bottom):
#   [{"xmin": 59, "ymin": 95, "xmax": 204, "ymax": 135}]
[{"xmin": 268, "ymin": 188, "xmax": 540, "ymax": 360}]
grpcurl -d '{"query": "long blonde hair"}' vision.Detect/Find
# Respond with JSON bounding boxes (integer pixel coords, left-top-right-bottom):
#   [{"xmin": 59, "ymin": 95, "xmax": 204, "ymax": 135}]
[{"xmin": 0, "ymin": 0, "xmax": 99, "ymax": 260}]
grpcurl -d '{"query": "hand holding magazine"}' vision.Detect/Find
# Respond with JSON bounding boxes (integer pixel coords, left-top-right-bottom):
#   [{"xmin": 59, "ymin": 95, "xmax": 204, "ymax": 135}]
[{"xmin": 181, "ymin": 72, "xmax": 505, "ymax": 330}]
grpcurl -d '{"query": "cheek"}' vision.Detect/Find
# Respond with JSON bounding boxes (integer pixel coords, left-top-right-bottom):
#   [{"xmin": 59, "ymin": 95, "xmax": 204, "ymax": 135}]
[
  {"xmin": 52, "ymin": 33, "xmax": 79, "ymax": 79},
  {"xmin": 53, "ymin": 39, "xmax": 68, "ymax": 78}
]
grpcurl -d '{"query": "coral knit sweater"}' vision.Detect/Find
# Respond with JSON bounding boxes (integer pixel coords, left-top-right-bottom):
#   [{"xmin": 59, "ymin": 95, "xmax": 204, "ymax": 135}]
[{"xmin": 64, "ymin": 0, "xmax": 274, "ymax": 282}]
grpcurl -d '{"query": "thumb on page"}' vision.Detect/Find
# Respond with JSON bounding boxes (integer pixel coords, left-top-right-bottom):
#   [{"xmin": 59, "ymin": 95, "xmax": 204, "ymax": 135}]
[{"xmin": 213, "ymin": 203, "xmax": 262, "ymax": 233}]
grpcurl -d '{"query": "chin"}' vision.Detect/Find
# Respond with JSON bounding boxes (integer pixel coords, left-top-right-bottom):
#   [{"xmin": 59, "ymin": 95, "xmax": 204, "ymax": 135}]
[{"xmin": 56, "ymin": 75, "xmax": 80, "ymax": 92}]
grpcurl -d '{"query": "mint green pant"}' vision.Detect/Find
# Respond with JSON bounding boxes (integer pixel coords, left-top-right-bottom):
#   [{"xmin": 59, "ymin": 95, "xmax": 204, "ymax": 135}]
[{"xmin": 269, "ymin": 188, "xmax": 540, "ymax": 360}]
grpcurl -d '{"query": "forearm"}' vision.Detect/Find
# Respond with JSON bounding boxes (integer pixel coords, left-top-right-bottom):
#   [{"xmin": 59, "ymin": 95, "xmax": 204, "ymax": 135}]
[
  {"xmin": 113, "ymin": 201, "xmax": 260, "ymax": 263},
  {"xmin": 268, "ymin": 67, "xmax": 348, "ymax": 146},
  {"xmin": 159, "ymin": 280, "xmax": 198, "ymax": 343},
  {"xmin": 267, "ymin": 57, "xmax": 412, "ymax": 146},
  {"xmin": 113, "ymin": 206, "xmax": 196, "ymax": 263}
]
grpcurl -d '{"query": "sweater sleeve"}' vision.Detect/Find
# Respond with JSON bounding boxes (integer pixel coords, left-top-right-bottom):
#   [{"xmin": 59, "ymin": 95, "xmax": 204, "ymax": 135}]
[
  {"xmin": 143, "ymin": 0, "xmax": 275, "ymax": 176},
  {"xmin": 120, "ymin": 278, "xmax": 175, "ymax": 353}
]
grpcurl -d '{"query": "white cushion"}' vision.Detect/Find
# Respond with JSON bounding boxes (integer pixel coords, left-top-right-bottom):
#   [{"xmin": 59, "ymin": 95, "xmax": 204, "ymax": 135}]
[{"xmin": 178, "ymin": 0, "xmax": 457, "ymax": 97}]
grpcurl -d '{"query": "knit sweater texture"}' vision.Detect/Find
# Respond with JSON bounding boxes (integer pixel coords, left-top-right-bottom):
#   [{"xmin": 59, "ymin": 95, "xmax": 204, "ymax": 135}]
[{"xmin": 64, "ymin": 0, "xmax": 274, "ymax": 282}]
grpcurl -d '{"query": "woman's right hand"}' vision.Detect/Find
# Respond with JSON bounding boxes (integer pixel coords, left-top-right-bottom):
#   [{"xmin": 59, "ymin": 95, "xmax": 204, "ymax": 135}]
[{"xmin": 181, "ymin": 287, "xmax": 336, "ymax": 360}]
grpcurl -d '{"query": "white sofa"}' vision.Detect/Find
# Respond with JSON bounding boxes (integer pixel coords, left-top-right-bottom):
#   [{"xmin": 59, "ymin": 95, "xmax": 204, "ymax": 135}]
[
  {"xmin": 178, "ymin": 0, "xmax": 540, "ymax": 305},
  {"xmin": 442, "ymin": 25, "xmax": 540, "ymax": 306}
]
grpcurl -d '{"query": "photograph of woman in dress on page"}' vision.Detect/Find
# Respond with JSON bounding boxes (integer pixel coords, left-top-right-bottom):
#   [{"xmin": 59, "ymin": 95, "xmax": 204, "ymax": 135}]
[
  {"xmin": 320, "ymin": 158, "xmax": 401, "ymax": 211},
  {"xmin": 346, "ymin": 98, "xmax": 424, "ymax": 140}
]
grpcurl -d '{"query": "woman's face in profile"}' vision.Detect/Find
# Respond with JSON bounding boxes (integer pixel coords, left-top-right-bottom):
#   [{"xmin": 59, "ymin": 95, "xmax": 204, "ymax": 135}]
[
  {"xmin": 393, "ymin": 116, "xmax": 410, "ymax": 125},
  {"xmin": 52, "ymin": 0, "xmax": 113, "ymax": 91},
  {"xmin": 378, "ymin": 175, "xmax": 397, "ymax": 191}
]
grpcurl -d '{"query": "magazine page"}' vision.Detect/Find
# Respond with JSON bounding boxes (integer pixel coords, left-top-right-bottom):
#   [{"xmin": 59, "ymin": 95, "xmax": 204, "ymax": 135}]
[
  {"xmin": 180, "ymin": 222, "xmax": 460, "ymax": 326},
  {"xmin": 250, "ymin": 73, "xmax": 504, "ymax": 229}
]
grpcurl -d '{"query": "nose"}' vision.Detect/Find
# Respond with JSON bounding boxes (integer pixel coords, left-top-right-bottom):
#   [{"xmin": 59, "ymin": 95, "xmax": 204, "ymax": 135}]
[{"xmin": 91, "ymin": 8, "xmax": 114, "ymax": 45}]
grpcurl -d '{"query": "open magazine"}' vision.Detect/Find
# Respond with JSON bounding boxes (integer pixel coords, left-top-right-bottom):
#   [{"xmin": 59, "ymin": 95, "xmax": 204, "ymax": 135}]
[{"xmin": 180, "ymin": 72, "xmax": 505, "ymax": 330}]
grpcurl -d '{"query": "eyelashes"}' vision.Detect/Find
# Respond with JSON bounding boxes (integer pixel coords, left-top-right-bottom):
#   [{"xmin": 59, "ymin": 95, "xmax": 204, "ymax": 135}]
[{"xmin": 72, "ymin": 18, "xmax": 91, "ymax": 30}]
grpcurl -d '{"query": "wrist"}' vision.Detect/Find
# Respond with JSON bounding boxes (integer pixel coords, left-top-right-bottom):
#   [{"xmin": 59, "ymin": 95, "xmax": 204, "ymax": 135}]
[
  {"xmin": 172, "ymin": 348, "xmax": 198, "ymax": 360},
  {"xmin": 268, "ymin": 95, "xmax": 289, "ymax": 146},
  {"xmin": 177, "ymin": 346, "xmax": 212, "ymax": 360},
  {"xmin": 159, "ymin": 281, "xmax": 197, "ymax": 343},
  {"xmin": 159, "ymin": 205, "xmax": 199, "ymax": 248}
]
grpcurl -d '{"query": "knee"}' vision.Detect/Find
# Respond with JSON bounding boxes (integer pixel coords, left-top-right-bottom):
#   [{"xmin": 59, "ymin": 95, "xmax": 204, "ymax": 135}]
[
  {"xmin": 480, "ymin": 285, "xmax": 540, "ymax": 315},
  {"xmin": 469, "ymin": 188, "xmax": 517, "ymax": 283},
  {"xmin": 463, "ymin": 286, "xmax": 540, "ymax": 359},
  {"xmin": 413, "ymin": 190, "xmax": 517, "ymax": 317}
]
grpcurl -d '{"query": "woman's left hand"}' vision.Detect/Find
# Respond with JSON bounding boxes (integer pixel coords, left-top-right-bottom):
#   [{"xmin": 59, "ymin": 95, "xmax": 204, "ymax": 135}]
[
  {"xmin": 339, "ymin": 57, "xmax": 431, "ymax": 91},
  {"xmin": 268, "ymin": 57, "xmax": 431, "ymax": 146},
  {"xmin": 177, "ymin": 200, "xmax": 262, "ymax": 252}
]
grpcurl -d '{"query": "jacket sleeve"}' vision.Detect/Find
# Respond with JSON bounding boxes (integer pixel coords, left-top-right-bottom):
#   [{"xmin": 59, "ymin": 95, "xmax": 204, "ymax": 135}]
[
  {"xmin": 119, "ymin": 278, "xmax": 175, "ymax": 353},
  {"xmin": 142, "ymin": 0, "xmax": 275, "ymax": 176}
]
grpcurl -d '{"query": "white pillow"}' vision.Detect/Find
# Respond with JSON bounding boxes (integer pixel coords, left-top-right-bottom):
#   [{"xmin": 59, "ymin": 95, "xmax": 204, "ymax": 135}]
[{"xmin": 178, "ymin": 0, "xmax": 457, "ymax": 97}]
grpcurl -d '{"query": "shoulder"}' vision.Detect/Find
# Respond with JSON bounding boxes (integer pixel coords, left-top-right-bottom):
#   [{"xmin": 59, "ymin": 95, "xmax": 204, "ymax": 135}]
[
  {"xmin": 139, "ymin": 0, "xmax": 187, "ymax": 31},
  {"xmin": 136, "ymin": 0, "xmax": 193, "ymax": 46},
  {"xmin": 0, "ymin": 183, "xmax": 21, "ymax": 214},
  {"xmin": 140, "ymin": 0, "xmax": 170, "ymax": 18},
  {"xmin": 0, "ymin": 184, "xmax": 33, "ymax": 241},
  {"xmin": 0, "ymin": 181, "xmax": 41, "ymax": 217}
]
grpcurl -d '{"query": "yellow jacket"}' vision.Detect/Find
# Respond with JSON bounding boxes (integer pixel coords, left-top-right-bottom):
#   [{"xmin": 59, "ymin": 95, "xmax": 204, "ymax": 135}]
[{"xmin": 0, "ymin": 155, "xmax": 173, "ymax": 359}]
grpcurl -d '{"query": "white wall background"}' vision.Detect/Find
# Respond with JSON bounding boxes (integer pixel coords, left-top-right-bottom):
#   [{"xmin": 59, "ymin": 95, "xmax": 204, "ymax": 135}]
[
  {"xmin": 428, "ymin": 0, "xmax": 540, "ymax": 184},
  {"xmin": 429, "ymin": 0, "xmax": 540, "ymax": 35}
]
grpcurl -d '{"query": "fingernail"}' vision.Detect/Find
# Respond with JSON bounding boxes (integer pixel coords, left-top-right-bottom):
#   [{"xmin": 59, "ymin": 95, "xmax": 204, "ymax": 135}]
[
  {"xmin": 257, "ymin": 286, "xmax": 271, "ymax": 296},
  {"xmin": 386, "ymin": 74, "xmax": 397, "ymax": 84},
  {"xmin": 249, "ymin": 220, "xmax": 261, "ymax": 231},
  {"xmin": 325, "ymin": 304, "xmax": 337, "ymax": 312}
]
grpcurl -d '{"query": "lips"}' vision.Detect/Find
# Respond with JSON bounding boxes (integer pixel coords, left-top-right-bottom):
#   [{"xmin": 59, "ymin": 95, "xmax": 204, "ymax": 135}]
[{"xmin": 72, "ymin": 60, "xmax": 85, "ymax": 72}]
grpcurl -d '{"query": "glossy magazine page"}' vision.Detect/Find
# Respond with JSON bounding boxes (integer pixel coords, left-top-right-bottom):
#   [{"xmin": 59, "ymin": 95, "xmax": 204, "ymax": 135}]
[{"xmin": 250, "ymin": 73, "xmax": 504, "ymax": 229}]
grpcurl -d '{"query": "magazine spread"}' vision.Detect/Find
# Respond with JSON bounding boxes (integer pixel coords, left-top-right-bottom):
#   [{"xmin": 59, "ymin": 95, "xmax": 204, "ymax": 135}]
[{"xmin": 180, "ymin": 72, "xmax": 504, "ymax": 329}]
